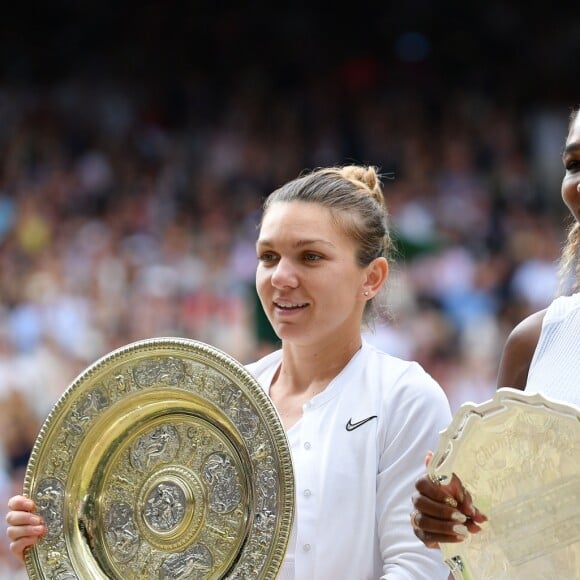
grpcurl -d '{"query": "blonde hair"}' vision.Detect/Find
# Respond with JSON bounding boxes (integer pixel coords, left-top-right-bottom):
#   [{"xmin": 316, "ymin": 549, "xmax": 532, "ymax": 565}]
[
  {"xmin": 262, "ymin": 164, "xmax": 392, "ymax": 323},
  {"xmin": 558, "ymin": 106, "xmax": 580, "ymax": 295},
  {"xmin": 558, "ymin": 222, "xmax": 580, "ymax": 294}
]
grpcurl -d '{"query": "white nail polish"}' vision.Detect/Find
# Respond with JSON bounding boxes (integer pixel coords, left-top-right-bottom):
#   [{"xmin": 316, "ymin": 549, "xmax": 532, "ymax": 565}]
[
  {"xmin": 452, "ymin": 524, "xmax": 469, "ymax": 537},
  {"xmin": 451, "ymin": 511, "xmax": 467, "ymax": 523}
]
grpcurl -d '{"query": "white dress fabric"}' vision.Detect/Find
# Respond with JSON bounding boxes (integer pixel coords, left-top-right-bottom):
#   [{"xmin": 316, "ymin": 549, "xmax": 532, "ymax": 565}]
[
  {"xmin": 526, "ymin": 292, "xmax": 580, "ymax": 407},
  {"xmin": 246, "ymin": 339, "xmax": 452, "ymax": 579}
]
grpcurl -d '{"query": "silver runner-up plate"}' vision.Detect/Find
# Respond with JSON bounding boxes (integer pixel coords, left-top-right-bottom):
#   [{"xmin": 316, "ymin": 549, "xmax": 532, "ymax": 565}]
[
  {"xmin": 23, "ymin": 337, "xmax": 295, "ymax": 580},
  {"xmin": 428, "ymin": 388, "xmax": 580, "ymax": 580}
]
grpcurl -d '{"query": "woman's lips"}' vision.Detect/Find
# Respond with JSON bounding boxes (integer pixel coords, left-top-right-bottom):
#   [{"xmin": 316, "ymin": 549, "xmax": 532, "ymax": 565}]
[{"xmin": 273, "ymin": 301, "xmax": 309, "ymax": 311}]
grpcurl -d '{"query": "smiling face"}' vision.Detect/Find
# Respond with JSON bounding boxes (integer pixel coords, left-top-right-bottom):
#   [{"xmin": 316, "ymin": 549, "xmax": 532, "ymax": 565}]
[
  {"xmin": 256, "ymin": 201, "xmax": 373, "ymax": 347},
  {"xmin": 562, "ymin": 111, "xmax": 580, "ymax": 223}
]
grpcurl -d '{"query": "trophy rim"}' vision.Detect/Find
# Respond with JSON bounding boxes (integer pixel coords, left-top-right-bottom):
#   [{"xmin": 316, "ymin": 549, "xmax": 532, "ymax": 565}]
[{"xmin": 23, "ymin": 336, "xmax": 294, "ymax": 579}]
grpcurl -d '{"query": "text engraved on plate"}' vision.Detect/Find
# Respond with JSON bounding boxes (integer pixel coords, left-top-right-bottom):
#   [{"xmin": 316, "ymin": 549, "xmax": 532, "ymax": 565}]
[{"xmin": 489, "ymin": 477, "xmax": 580, "ymax": 565}]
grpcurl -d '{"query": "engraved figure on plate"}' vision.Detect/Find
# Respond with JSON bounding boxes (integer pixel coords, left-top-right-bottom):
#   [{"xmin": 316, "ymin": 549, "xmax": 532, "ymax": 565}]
[
  {"xmin": 130, "ymin": 424, "xmax": 180, "ymax": 471},
  {"xmin": 220, "ymin": 385, "xmax": 260, "ymax": 440},
  {"xmin": 105, "ymin": 501, "xmax": 140, "ymax": 563},
  {"xmin": 35, "ymin": 478, "xmax": 65, "ymax": 538},
  {"xmin": 160, "ymin": 544, "xmax": 213, "ymax": 579},
  {"xmin": 202, "ymin": 452, "xmax": 242, "ymax": 513},
  {"xmin": 63, "ymin": 387, "xmax": 109, "ymax": 446},
  {"xmin": 144, "ymin": 482, "xmax": 186, "ymax": 532},
  {"xmin": 133, "ymin": 357, "xmax": 186, "ymax": 388}
]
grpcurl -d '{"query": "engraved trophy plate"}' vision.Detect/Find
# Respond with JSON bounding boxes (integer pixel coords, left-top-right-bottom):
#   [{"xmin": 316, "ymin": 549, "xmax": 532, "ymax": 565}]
[
  {"xmin": 23, "ymin": 338, "xmax": 294, "ymax": 579},
  {"xmin": 428, "ymin": 388, "xmax": 580, "ymax": 580}
]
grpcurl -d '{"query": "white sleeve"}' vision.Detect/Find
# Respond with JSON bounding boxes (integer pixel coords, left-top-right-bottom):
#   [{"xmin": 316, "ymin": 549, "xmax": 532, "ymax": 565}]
[{"xmin": 377, "ymin": 364, "xmax": 452, "ymax": 579}]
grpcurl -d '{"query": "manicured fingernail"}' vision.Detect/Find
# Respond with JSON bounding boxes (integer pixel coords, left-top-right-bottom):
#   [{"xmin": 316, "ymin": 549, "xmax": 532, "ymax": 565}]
[
  {"xmin": 451, "ymin": 511, "xmax": 467, "ymax": 523},
  {"xmin": 30, "ymin": 516, "xmax": 41, "ymax": 525},
  {"xmin": 452, "ymin": 524, "xmax": 469, "ymax": 538},
  {"xmin": 34, "ymin": 525, "xmax": 46, "ymax": 534}
]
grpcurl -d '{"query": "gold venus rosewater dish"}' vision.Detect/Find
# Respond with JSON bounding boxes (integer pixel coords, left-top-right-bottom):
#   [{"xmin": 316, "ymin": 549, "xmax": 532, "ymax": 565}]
[{"xmin": 24, "ymin": 337, "xmax": 294, "ymax": 579}]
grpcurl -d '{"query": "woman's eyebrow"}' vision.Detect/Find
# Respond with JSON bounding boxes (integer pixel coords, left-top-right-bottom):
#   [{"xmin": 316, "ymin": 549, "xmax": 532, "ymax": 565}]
[
  {"xmin": 292, "ymin": 239, "xmax": 335, "ymax": 249},
  {"xmin": 256, "ymin": 238, "xmax": 335, "ymax": 248},
  {"xmin": 562, "ymin": 141, "xmax": 580, "ymax": 157}
]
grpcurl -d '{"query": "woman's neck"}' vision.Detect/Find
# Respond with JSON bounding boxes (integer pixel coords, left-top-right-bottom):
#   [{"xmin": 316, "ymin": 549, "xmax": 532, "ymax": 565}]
[{"xmin": 275, "ymin": 336, "xmax": 363, "ymax": 395}]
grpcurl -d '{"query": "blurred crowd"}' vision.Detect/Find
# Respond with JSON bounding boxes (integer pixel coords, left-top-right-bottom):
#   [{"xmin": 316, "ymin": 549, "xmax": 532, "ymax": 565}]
[{"xmin": 0, "ymin": 74, "xmax": 572, "ymax": 574}]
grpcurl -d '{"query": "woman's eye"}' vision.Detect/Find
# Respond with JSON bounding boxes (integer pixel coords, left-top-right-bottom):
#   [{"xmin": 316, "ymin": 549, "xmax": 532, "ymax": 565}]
[
  {"xmin": 566, "ymin": 160, "xmax": 580, "ymax": 172},
  {"xmin": 258, "ymin": 252, "xmax": 278, "ymax": 263},
  {"xmin": 303, "ymin": 253, "xmax": 321, "ymax": 262}
]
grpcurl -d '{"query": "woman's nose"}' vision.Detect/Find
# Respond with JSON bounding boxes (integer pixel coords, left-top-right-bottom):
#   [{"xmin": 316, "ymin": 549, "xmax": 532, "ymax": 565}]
[{"xmin": 270, "ymin": 258, "xmax": 299, "ymax": 288}]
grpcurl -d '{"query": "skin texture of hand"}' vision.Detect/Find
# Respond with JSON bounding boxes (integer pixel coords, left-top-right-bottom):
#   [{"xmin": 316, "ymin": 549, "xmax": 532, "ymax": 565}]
[
  {"xmin": 411, "ymin": 452, "xmax": 487, "ymax": 548},
  {"xmin": 5, "ymin": 495, "xmax": 46, "ymax": 563}
]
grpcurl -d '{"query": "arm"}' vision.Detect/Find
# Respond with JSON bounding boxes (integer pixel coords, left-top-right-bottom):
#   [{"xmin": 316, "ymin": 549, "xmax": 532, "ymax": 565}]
[
  {"xmin": 5, "ymin": 495, "xmax": 46, "ymax": 562},
  {"xmin": 411, "ymin": 308, "xmax": 547, "ymax": 548},
  {"xmin": 496, "ymin": 309, "xmax": 546, "ymax": 389}
]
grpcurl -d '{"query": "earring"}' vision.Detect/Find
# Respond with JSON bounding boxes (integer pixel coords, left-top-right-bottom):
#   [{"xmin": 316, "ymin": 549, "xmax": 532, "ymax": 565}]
[{"xmin": 364, "ymin": 290, "xmax": 369, "ymax": 297}]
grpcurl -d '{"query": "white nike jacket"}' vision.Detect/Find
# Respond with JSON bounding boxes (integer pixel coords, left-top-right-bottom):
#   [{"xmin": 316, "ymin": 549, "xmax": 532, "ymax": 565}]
[{"xmin": 246, "ymin": 339, "xmax": 452, "ymax": 579}]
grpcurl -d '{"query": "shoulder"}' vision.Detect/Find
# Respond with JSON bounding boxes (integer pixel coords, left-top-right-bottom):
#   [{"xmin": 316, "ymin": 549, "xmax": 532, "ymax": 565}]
[
  {"xmin": 361, "ymin": 341, "xmax": 448, "ymax": 404},
  {"xmin": 361, "ymin": 341, "xmax": 422, "ymax": 381},
  {"xmin": 497, "ymin": 309, "xmax": 547, "ymax": 390},
  {"xmin": 542, "ymin": 292, "xmax": 580, "ymax": 321},
  {"xmin": 361, "ymin": 344, "xmax": 452, "ymax": 445}
]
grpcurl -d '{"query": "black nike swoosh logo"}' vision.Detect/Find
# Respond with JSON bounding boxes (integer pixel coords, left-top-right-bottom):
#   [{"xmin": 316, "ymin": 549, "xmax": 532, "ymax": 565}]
[{"xmin": 345, "ymin": 415, "xmax": 377, "ymax": 431}]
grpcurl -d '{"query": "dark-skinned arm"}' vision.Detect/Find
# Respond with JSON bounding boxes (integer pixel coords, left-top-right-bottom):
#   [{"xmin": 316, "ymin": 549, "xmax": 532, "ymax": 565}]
[{"xmin": 496, "ymin": 309, "xmax": 546, "ymax": 390}]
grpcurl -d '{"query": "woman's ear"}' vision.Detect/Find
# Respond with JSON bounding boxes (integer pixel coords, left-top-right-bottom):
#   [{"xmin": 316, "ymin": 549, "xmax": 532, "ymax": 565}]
[{"xmin": 362, "ymin": 257, "xmax": 388, "ymax": 298}]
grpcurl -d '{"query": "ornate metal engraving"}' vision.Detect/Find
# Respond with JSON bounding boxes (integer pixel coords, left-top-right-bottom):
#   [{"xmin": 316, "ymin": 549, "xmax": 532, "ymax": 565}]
[{"xmin": 24, "ymin": 338, "xmax": 294, "ymax": 579}]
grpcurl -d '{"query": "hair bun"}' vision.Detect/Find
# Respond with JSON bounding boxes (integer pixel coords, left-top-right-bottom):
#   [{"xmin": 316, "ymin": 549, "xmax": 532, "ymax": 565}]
[{"xmin": 339, "ymin": 165, "xmax": 384, "ymax": 206}]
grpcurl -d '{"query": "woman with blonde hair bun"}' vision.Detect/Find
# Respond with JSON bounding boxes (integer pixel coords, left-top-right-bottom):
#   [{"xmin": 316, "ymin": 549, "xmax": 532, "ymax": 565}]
[{"xmin": 8, "ymin": 164, "xmax": 452, "ymax": 579}]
